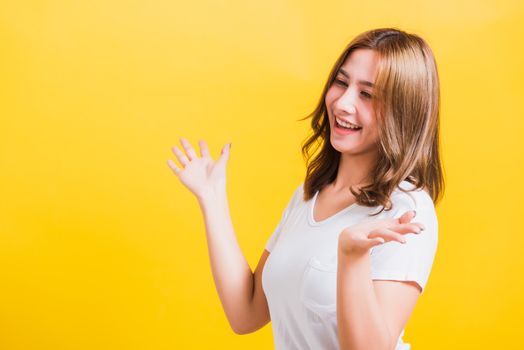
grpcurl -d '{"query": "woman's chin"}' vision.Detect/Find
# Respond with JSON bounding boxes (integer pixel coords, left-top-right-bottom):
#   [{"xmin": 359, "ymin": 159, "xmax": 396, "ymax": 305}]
[{"xmin": 330, "ymin": 140, "xmax": 356, "ymax": 153}]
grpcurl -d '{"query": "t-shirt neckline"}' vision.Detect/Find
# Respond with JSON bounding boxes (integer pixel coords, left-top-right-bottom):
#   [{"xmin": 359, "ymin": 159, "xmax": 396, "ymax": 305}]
[{"xmin": 308, "ymin": 189, "xmax": 359, "ymax": 226}]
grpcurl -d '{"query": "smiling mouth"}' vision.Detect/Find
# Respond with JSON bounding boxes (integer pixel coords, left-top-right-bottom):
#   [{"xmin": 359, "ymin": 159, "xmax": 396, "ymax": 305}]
[{"xmin": 334, "ymin": 117, "xmax": 362, "ymax": 130}]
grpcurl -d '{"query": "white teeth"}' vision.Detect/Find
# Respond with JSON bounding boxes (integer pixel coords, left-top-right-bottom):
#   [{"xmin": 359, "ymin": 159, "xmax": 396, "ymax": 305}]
[{"xmin": 335, "ymin": 117, "xmax": 361, "ymax": 129}]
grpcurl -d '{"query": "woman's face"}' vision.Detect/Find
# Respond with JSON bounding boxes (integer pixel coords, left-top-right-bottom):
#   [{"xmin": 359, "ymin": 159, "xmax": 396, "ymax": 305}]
[{"xmin": 325, "ymin": 48, "xmax": 380, "ymax": 157}]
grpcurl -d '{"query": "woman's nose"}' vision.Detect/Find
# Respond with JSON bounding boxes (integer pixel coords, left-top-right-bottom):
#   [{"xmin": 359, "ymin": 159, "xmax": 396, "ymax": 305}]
[{"xmin": 334, "ymin": 90, "xmax": 357, "ymax": 115}]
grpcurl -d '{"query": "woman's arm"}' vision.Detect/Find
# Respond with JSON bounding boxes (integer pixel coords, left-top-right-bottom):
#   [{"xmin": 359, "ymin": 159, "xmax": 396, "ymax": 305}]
[
  {"xmin": 198, "ymin": 191, "xmax": 271, "ymax": 334},
  {"xmin": 336, "ymin": 211, "xmax": 423, "ymax": 350},
  {"xmin": 337, "ymin": 252, "xmax": 421, "ymax": 350},
  {"xmin": 337, "ymin": 252, "xmax": 392, "ymax": 350},
  {"xmin": 167, "ymin": 138, "xmax": 270, "ymax": 334}
]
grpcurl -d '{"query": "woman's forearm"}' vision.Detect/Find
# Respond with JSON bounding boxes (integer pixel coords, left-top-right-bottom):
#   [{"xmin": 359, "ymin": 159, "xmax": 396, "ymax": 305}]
[
  {"xmin": 336, "ymin": 251, "xmax": 393, "ymax": 350},
  {"xmin": 197, "ymin": 190, "xmax": 255, "ymax": 334}
]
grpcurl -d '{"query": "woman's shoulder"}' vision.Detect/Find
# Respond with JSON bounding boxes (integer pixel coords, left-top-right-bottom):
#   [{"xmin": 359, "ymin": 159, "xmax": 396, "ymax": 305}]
[
  {"xmin": 390, "ymin": 180, "xmax": 435, "ymax": 212},
  {"xmin": 386, "ymin": 180, "xmax": 439, "ymax": 240},
  {"xmin": 292, "ymin": 181, "xmax": 306, "ymax": 203},
  {"xmin": 280, "ymin": 182, "xmax": 306, "ymax": 211}
]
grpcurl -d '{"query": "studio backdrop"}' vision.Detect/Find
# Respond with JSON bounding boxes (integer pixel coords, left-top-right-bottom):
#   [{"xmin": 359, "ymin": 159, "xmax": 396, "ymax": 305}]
[{"xmin": 1, "ymin": 0, "xmax": 523, "ymax": 349}]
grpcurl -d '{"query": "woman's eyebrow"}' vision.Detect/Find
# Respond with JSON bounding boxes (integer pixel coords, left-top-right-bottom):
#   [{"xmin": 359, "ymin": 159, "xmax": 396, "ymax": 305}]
[{"xmin": 338, "ymin": 68, "xmax": 375, "ymax": 88}]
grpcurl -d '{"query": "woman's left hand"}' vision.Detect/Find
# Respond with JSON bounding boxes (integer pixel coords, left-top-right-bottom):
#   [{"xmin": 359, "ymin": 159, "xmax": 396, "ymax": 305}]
[{"xmin": 338, "ymin": 210, "xmax": 425, "ymax": 257}]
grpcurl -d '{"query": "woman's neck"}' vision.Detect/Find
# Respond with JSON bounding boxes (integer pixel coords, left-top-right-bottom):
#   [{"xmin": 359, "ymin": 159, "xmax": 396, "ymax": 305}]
[{"xmin": 331, "ymin": 151, "xmax": 377, "ymax": 193}]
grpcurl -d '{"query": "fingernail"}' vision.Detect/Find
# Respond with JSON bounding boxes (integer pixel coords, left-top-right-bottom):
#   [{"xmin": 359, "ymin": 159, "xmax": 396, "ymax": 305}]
[
  {"xmin": 401, "ymin": 239, "xmax": 407, "ymax": 243},
  {"xmin": 412, "ymin": 210, "xmax": 417, "ymax": 218}
]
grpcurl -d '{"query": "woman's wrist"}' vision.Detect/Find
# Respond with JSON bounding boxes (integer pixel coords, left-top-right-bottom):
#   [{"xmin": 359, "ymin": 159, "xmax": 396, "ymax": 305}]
[{"xmin": 197, "ymin": 186, "xmax": 228, "ymax": 208}]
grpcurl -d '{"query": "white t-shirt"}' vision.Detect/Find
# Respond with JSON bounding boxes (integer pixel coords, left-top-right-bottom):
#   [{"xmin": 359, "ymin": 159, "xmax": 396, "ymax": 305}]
[{"xmin": 262, "ymin": 181, "xmax": 438, "ymax": 350}]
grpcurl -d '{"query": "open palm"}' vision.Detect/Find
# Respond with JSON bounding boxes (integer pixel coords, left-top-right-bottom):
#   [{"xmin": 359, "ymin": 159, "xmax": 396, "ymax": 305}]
[
  {"xmin": 167, "ymin": 138, "xmax": 231, "ymax": 201},
  {"xmin": 338, "ymin": 210, "xmax": 425, "ymax": 256}
]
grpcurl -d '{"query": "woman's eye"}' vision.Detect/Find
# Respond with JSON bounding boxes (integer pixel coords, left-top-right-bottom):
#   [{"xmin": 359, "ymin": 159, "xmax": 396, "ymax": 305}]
[
  {"xmin": 361, "ymin": 91, "xmax": 373, "ymax": 99},
  {"xmin": 333, "ymin": 79, "xmax": 372, "ymax": 99}
]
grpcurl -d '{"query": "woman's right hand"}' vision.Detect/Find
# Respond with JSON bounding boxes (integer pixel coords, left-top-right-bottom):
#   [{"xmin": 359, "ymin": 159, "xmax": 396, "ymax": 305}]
[{"xmin": 167, "ymin": 138, "xmax": 231, "ymax": 202}]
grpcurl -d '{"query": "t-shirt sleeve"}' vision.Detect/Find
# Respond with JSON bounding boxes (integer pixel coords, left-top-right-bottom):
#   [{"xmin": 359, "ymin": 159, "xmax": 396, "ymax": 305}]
[
  {"xmin": 265, "ymin": 205, "xmax": 290, "ymax": 253},
  {"xmin": 370, "ymin": 190, "xmax": 439, "ymax": 295},
  {"xmin": 265, "ymin": 183, "xmax": 302, "ymax": 253}
]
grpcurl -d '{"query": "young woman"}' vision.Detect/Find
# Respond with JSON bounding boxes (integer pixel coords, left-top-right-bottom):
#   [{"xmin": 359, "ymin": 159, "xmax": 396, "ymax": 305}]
[{"xmin": 167, "ymin": 27, "xmax": 444, "ymax": 350}]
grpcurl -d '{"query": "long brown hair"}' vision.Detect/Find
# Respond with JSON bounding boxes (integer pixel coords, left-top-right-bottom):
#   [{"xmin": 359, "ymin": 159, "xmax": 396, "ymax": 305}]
[{"xmin": 299, "ymin": 28, "xmax": 445, "ymax": 215}]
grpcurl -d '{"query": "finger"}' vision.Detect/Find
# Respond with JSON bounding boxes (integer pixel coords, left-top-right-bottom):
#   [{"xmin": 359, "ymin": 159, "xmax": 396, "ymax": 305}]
[
  {"xmin": 167, "ymin": 159, "xmax": 182, "ymax": 175},
  {"xmin": 198, "ymin": 139, "xmax": 211, "ymax": 159},
  {"xmin": 368, "ymin": 228, "xmax": 407, "ymax": 244},
  {"xmin": 377, "ymin": 216, "xmax": 402, "ymax": 229},
  {"xmin": 353, "ymin": 236, "xmax": 385, "ymax": 251},
  {"xmin": 171, "ymin": 146, "xmax": 189, "ymax": 167},
  {"xmin": 217, "ymin": 142, "xmax": 231, "ymax": 164},
  {"xmin": 399, "ymin": 210, "xmax": 417, "ymax": 224},
  {"xmin": 388, "ymin": 223, "xmax": 422, "ymax": 235},
  {"xmin": 369, "ymin": 237, "xmax": 386, "ymax": 248},
  {"xmin": 180, "ymin": 137, "xmax": 198, "ymax": 161}
]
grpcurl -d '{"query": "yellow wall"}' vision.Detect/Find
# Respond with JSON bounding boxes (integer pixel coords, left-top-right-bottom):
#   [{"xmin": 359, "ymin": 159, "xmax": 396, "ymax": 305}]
[{"xmin": 1, "ymin": 0, "xmax": 523, "ymax": 348}]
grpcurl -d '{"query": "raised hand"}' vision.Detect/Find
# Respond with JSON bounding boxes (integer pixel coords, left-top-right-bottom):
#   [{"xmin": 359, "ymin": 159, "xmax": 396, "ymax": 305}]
[
  {"xmin": 338, "ymin": 210, "xmax": 426, "ymax": 257},
  {"xmin": 167, "ymin": 138, "xmax": 231, "ymax": 201}
]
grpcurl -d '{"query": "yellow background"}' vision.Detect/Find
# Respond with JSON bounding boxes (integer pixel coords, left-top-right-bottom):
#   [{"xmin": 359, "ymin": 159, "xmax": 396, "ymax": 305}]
[{"xmin": 1, "ymin": 0, "xmax": 523, "ymax": 349}]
